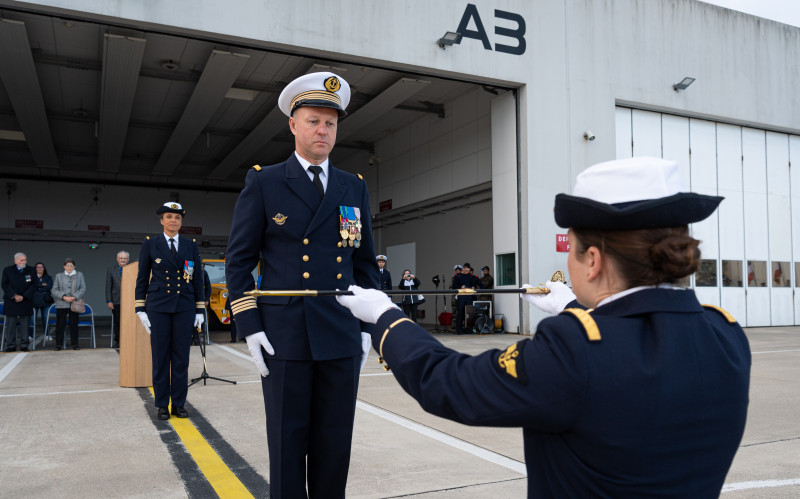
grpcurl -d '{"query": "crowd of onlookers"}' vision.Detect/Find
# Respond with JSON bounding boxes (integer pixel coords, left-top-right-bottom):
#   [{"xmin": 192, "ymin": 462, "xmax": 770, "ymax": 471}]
[{"xmin": 1, "ymin": 251, "xmax": 129, "ymax": 352}]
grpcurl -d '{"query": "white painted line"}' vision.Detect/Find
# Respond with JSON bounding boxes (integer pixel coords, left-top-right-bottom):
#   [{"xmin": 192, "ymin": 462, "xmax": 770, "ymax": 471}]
[
  {"xmin": 360, "ymin": 372, "xmax": 394, "ymax": 377},
  {"xmin": 751, "ymin": 349, "xmax": 800, "ymax": 354},
  {"xmin": 722, "ymin": 478, "xmax": 800, "ymax": 492},
  {"xmin": 0, "ymin": 388, "xmax": 118, "ymax": 398},
  {"xmin": 0, "ymin": 352, "xmax": 26, "ymax": 384},
  {"xmin": 356, "ymin": 400, "xmax": 527, "ymax": 475}
]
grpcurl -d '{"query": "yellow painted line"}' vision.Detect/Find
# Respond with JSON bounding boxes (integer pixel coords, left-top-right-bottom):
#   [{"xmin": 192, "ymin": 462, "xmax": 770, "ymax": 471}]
[{"xmin": 148, "ymin": 387, "xmax": 254, "ymax": 498}]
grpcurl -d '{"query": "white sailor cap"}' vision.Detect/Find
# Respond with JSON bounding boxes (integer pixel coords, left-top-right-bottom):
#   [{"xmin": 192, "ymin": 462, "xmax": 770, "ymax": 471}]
[
  {"xmin": 156, "ymin": 202, "xmax": 186, "ymax": 216},
  {"xmin": 278, "ymin": 72, "xmax": 351, "ymax": 118},
  {"xmin": 376, "ymin": 254, "xmax": 387, "ymax": 262}
]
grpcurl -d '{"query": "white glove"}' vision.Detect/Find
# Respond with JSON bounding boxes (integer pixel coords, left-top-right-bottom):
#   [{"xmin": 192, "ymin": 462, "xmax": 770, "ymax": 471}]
[
  {"xmin": 194, "ymin": 313, "xmax": 204, "ymax": 330},
  {"xmin": 335, "ymin": 285, "xmax": 400, "ymax": 323},
  {"xmin": 245, "ymin": 331, "xmax": 275, "ymax": 377},
  {"xmin": 521, "ymin": 281, "xmax": 577, "ymax": 315},
  {"xmin": 359, "ymin": 332, "xmax": 371, "ymax": 372},
  {"xmin": 136, "ymin": 311, "xmax": 151, "ymax": 335}
]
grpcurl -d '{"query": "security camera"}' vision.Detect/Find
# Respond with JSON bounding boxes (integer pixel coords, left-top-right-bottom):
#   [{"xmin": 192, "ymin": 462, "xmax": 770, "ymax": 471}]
[
  {"xmin": 583, "ymin": 131, "xmax": 596, "ymax": 141},
  {"xmin": 368, "ymin": 154, "xmax": 380, "ymax": 166}
]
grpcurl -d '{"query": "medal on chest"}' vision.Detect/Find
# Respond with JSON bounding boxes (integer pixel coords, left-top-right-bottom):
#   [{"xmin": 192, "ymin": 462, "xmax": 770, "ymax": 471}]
[
  {"xmin": 339, "ymin": 206, "xmax": 362, "ymax": 248},
  {"xmin": 183, "ymin": 260, "xmax": 194, "ymax": 283}
]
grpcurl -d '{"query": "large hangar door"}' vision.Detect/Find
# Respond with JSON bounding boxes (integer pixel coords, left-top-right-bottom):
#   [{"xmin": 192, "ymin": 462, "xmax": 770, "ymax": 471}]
[{"xmin": 491, "ymin": 91, "xmax": 520, "ymax": 332}]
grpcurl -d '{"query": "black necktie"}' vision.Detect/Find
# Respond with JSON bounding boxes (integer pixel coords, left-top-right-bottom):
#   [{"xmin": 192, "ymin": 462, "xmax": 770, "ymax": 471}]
[
  {"xmin": 169, "ymin": 238, "xmax": 177, "ymax": 257},
  {"xmin": 309, "ymin": 165, "xmax": 324, "ymax": 198}
]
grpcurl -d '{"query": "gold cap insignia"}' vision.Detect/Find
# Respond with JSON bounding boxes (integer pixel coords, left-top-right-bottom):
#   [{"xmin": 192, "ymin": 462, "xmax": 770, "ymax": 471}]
[
  {"xmin": 324, "ymin": 76, "xmax": 341, "ymax": 92},
  {"xmin": 272, "ymin": 213, "xmax": 288, "ymax": 225},
  {"xmin": 155, "ymin": 258, "xmax": 162, "ymax": 264},
  {"xmin": 171, "ymin": 204, "xmax": 178, "ymax": 209}
]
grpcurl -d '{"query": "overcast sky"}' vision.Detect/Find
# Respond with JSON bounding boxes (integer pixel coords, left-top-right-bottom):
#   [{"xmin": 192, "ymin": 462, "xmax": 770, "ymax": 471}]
[{"xmin": 698, "ymin": 0, "xmax": 800, "ymax": 28}]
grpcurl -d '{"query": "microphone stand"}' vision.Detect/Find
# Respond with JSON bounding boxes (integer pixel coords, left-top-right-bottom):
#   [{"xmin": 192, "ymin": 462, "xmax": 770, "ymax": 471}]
[{"xmin": 189, "ymin": 327, "xmax": 237, "ymax": 387}]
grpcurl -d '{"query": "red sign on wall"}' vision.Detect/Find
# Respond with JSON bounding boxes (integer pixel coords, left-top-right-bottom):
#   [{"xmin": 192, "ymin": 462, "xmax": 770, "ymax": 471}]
[
  {"xmin": 556, "ymin": 234, "xmax": 570, "ymax": 252},
  {"xmin": 379, "ymin": 199, "xmax": 392, "ymax": 213},
  {"xmin": 15, "ymin": 219, "xmax": 43, "ymax": 229},
  {"xmin": 180, "ymin": 226, "xmax": 203, "ymax": 235}
]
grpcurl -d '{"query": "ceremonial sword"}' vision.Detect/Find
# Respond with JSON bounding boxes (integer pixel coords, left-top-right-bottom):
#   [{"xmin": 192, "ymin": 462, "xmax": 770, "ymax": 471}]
[{"xmin": 244, "ymin": 271, "xmax": 566, "ymax": 298}]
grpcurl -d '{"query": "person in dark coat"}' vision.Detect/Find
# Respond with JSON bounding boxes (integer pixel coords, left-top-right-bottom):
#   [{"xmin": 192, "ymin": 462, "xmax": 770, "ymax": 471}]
[
  {"xmin": 2, "ymin": 253, "xmax": 36, "ymax": 351},
  {"xmin": 106, "ymin": 251, "xmax": 130, "ymax": 348},
  {"xmin": 31, "ymin": 262, "xmax": 54, "ymax": 342},
  {"xmin": 397, "ymin": 269, "xmax": 421, "ymax": 322},
  {"xmin": 376, "ymin": 254, "xmax": 392, "ymax": 291},
  {"xmin": 225, "ymin": 71, "xmax": 379, "ymax": 498},
  {"xmin": 135, "ymin": 202, "xmax": 205, "ymax": 421},
  {"xmin": 336, "ymin": 157, "xmax": 751, "ymax": 498},
  {"xmin": 451, "ymin": 263, "xmax": 481, "ymax": 334}
]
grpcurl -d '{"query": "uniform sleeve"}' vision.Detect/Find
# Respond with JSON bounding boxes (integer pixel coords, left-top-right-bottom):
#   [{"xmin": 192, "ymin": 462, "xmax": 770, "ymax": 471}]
[
  {"xmin": 373, "ymin": 308, "xmax": 588, "ymax": 430},
  {"xmin": 134, "ymin": 238, "xmax": 152, "ymax": 312},
  {"xmin": 225, "ymin": 169, "xmax": 267, "ymax": 336},
  {"xmin": 191, "ymin": 241, "xmax": 204, "ymax": 312}
]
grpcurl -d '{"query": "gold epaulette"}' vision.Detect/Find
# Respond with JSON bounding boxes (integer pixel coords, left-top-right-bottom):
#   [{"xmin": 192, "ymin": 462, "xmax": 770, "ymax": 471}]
[
  {"xmin": 357, "ymin": 173, "xmax": 363, "ymax": 180},
  {"xmin": 702, "ymin": 304, "xmax": 737, "ymax": 323},
  {"xmin": 561, "ymin": 308, "xmax": 601, "ymax": 341},
  {"xmin": 252, "ymin": 164, "xmax": 261, "ymax": 171}
]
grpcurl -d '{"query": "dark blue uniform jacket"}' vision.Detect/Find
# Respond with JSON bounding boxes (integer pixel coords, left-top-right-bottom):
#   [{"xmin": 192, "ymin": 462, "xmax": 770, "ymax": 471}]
[
  {"xmin": 226, "ymin": 155, "xmax": 379, "ymax": 361},
  {"xmin": 373, "ymin": 288, "xmax": 751, "ymax": 498},
  {"xmin": 2, "ymin": 265, "xmax": 36, "ymax": 316},
  {"xmin": 135, "ymin": 235, "xmax": 204, "ymax": 314}
]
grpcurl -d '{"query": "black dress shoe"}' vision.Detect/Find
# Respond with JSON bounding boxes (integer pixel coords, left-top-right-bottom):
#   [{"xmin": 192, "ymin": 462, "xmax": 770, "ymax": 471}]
[
  {"xmin": 73, "ymin": 345, "xmax": 80, "ymax": 350},
  {"xmin": 4, "ymin": 348, "xmax": 16, "ymax": 352},
  {"xmin": 171, "ymin": 406, "xmax": 189, "ymax": 418},
  {"xmin": 54, "ymin": 346, "xmax": 62, "ymax": 351},
  {"xmin": 157, "ymin": 407, "xmax": 170, "ymax": 420},
  {"xmin": 20, "ymin": 347, "xmax": 29, "ymax": 352}
]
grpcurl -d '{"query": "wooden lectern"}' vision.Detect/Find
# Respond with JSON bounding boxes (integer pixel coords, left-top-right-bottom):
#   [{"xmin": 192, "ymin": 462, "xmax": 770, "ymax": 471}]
[{"xmin": 119, "ymin": 262, "xmax": 152, "ymax": 387}]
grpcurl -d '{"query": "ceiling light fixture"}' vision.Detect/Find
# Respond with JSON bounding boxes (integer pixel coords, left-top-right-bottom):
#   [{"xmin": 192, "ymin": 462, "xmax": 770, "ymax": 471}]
[{"xmin": 160, "ymin": 60, "xmax": 180, "ymax": 70}]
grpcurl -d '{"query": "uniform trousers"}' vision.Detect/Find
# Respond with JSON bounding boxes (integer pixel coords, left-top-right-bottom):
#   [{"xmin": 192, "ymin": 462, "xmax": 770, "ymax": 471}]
[
  {"xmin": 261, "ymin": 355, "xmax": 360, "ymax": 499},
  {"xmin": 455, "ymin": 296, "xmax": 475, "ymax": 334},
  {"xmin": 147, "ymin": 309, "xmax": 194, "ymax": 408}
]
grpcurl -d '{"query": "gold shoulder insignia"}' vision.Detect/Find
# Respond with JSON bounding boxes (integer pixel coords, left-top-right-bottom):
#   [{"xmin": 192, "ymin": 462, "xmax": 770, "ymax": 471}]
[
  {"xmin": 562, "ymin": 308, "xmax": 601, "ymax": 341},
  {"xmin": 496, "ymin": 341, "xmax": 529, "ymax": 384},
  {"xmin": 252, "ymin": 164, "xmax": 261, "ymax": 171},
  {"xmin": 146, "ymin": 236, "xmax": 150, "ymax": 240},
  {"xmin": 702, "ymin": 304, "xmax": 737, "ymax": 324},
  {"xmin": 357, "ymin": 173, "xmax": 363, "ymax": 180}
]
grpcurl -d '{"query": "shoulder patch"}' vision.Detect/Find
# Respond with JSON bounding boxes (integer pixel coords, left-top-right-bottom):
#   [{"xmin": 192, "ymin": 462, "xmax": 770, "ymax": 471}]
[
  {"xmin": 252, "ymin": 164, "xmax": 261, "ymax": 171},
  {"xmin": 495, "ymin": 341, "xmax": 529, "ymax": 385},
  {"xmin": 702, "ymin": 304, "xmax": 737, "ymax": 324},
  {"xmin": 357, "ymin": 173, "xmax": 363, "ymax": 180},
  {"xmin": 561, "ymin": 308, "xmax": 602, "ymax": 341}
]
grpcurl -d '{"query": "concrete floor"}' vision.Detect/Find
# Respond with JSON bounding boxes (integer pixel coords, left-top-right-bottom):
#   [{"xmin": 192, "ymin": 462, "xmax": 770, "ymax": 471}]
[{"xmin": 0, "ymin": 323, "xmax": 798, "ymax": 498}]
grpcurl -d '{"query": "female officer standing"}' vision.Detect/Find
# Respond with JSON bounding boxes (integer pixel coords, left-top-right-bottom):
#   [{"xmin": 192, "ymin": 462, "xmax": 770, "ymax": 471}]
[
  {"xmin": 135, "ymin": 202, "xmax": 205, "ymax": 421},
  {"xmin": 336, "ymin": 157, "xmax": 751, "ymax": 498}
]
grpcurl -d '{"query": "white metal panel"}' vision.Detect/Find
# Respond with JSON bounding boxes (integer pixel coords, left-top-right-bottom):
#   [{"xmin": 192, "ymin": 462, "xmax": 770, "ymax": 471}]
[
  {"xmin": 716, "ymin": 124, "xmax": 747, "ymax": 323},
  {"xmin": 742, "ymin": 128, "xmax": 770, "ymax": 326},
  {"xmin": 694, "ymin": 288, "xmax": 720, "ymax": 308},
  {"xmin": 631, "ymin": 109, "xmax": 661, "ymax": 157},
  {"xmin": 615, "ymin": 107, "xmax": 632, "ymax": 159},
  {"xmin": 690, "ymin": 119, "xmax": 719, "ymax": 261},
  {"xmin": 766, "ymin": 132, "xmax": 793, "ymax": 325},
  {"xmin": 662, "ymin": 115, "xmax": 690, "ymax": 189}
]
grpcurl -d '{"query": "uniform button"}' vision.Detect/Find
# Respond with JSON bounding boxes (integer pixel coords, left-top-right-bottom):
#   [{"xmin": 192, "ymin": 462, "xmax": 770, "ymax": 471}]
[
  {"xmin": 165, "ymin": 270, "xmax": 169, "ymax": 274},
  {"xmin": 167, "ymin": 291, "xmax": 171, "ymax": 294},
  {"xmin": 167, "ymin": 284, "xmax": 170, "ymax": 287},
  {"xmin": 336, "ymin": 274, "xmax": 342, "ymax": 279},
  {"xmin": 303, "ymin": 238, "xmax": 309, "ymax": 245},
  {"xmin": 166, "ymin": 277, "xmax": 169, "ymax": 280},
  {"xmin": 337, "ymin": 242, "xmax": 342, "ymax": 247},
  {"xmin": 177, "ymin": 284, "xmax": 181, "ymax": 287},
  {"xmin": 303, "ymin": 255, "xmax": 309, "ymax": 262},
  {"xmin": 177, "ymin": 291, "xmax": 181, "ymax": 294},
  {"xmin": 336, "ymin": 256, "xmax": 342, "ymax": 263},
  {"xmin": 303, "ymin": 272, "xmax": 310, "ymax": 279}
]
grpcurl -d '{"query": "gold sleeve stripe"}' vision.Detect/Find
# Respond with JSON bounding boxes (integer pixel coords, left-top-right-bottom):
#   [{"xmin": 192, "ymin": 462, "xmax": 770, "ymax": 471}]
[
  {"xmin": 231, "ymin": 302, "xmax": 257, "ymax": 314},
  {"xmin": 379, "ymin": 317, "xmax": 413, "ymax": 358},
  {"xmin": 702, "ymin": 304, "xmax": 737, "ymax": 323},
  {"xmin": 230, "ymin": 296, "xmax": 256, "ymax": 307},
  {"xmin": 135, "ymin": 300, "xmax": 146, "ymax": 305},
  {"xmin": 562, "ymin": 308, "xmax": 601, "ymax": 341},
  {"xmin": 195, "ymin": 302, "xmax": 205, "ymax": 307},
  {"xmin": 291, "ymin": 90, "xmax": 341, "ymax": 109}
]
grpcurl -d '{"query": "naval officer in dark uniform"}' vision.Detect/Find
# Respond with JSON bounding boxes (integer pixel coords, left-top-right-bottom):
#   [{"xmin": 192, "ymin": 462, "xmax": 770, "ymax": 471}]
[
  {"xmin": 225, "ymin": 72, "xmax": 379, "ymax": 498},
  {"xmin": 376, "ymin": 254, "xmax": 392, "ymax": 291},
  {"xmin": 135, "ymin": 202, "xmax": 205, "ymax": 421},
  {"xmin": 337, "ymin": 157, "xmax": 751, "ymax": 498}
]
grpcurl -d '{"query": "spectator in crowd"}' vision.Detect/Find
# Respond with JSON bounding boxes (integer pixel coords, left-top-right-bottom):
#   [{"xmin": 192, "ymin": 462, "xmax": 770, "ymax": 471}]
[
  {"xmin": 106, "ymin": 251, "xmax": 130, "ymax": 348},
  {"xmin": 478, "ymin": 265, "xmax": 494, "ymax": 301},
  {"xmin": 51, "ymin": 258, "xmax": 86, "ymax": 351},
  {"xmin": 398, "ymin": 269, "xmax": 421, "ymax": 322},
  {"xmin": 31, "ymin": 262, "xmax": 54, "ymax": 342},
  {"xmin": 451, "ymin": 263, "xmax": 481, "ymax": 335},
  {"xmin": 450, "ymin": 264, "xmax": 463, "ymax": 316},
  {"xmin": 2, "ymin": 252, "xmax": 36, "ymax": 352},
  {"xmin": 376, "ymin": 255, "xmax": 392, "ymax": 291}
]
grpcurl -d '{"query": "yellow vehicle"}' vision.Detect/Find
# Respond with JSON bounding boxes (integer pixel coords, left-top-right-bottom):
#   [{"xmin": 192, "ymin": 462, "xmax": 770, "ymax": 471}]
[{"xmin": 202, "ymin": 259, "xmax": 260, "ymax": 329}]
